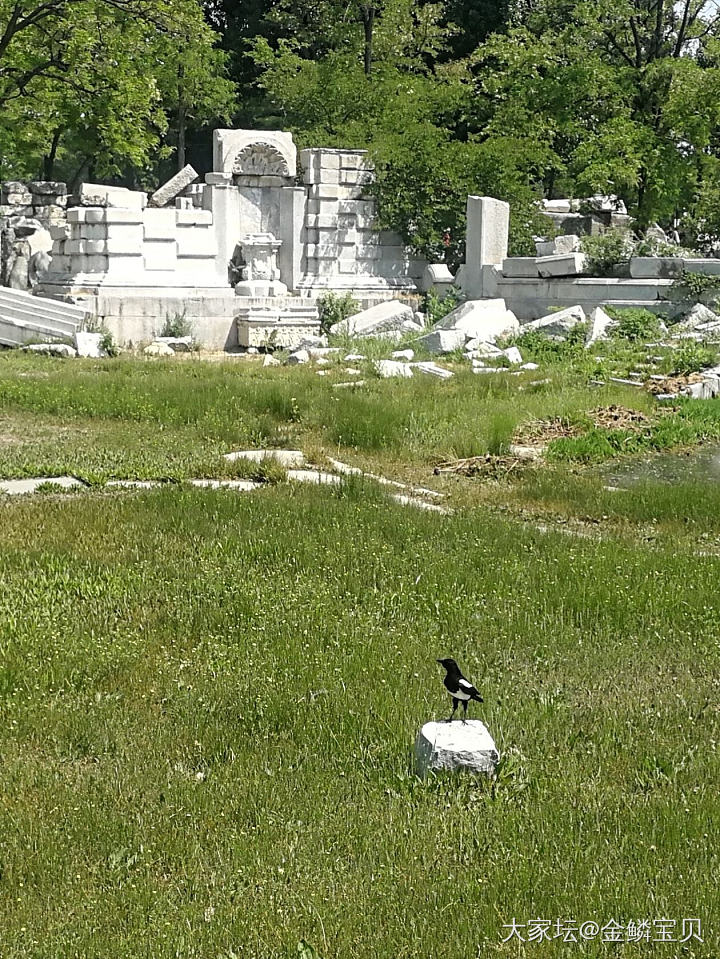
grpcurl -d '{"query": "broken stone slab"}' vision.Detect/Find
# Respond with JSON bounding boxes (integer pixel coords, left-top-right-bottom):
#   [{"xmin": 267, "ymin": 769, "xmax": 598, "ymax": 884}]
[
  {"xmin": 77, "ymin": 183, "xmax": 145, "ymax": 210},
  {"xmin": 585, "ymin": 306, "xmax": 618, "ymax": 347},
  {"xmin": 471, "ymin": 366, "xmax": 505, "ymax": 374},
  {"xmin": 24, "ymin": 342, "xmax": 77, "ymax": 357},
  {"xmin": 420, "ymin": 262, "xmax": 454, "ymax": 293},
  {"xmin": 464, "ymin": 338, "xmax": 503, "ymax": 356},
  {"xmin": 434, "ymin": 299, "xmax": 519, "ymax": 343},
  {"xmin": 286, "ymin": 469, "xmax": 343, "ymax": 485},
  {"xmin": 629, "ymin": 256, "xmax": 684, "ymax": 279},
  {"xmin": 410, "ymin": 361, "xmax": 454, "ymax": 379},
  {"xmin": 375, "ymin": 359, "xmax": 413, "ymax": 378},
  {"xmin": 402, "ymin": 318, "xmax": 424, "ymax": 333},
  {"xmin": 155, "ymin": 335, "xmax": 193, "ymax": 352},
  {"xmin": 332, "ymin": 299, "xmax": 413, "ymax": 336},
  {"xmin": 296, "ymin": 335, "xmax": 329, "ymax": 350},
  {"xmin": 344, "ymin": 352, "xmax": 366, "ymax": 362},
  {"xmin": 503, "ymin": 346, "xmax": 523, "ymax": 365},
  {"xmin": 501, "ymin": 257, "xmax": 539, "ymax": 278},
  {"xmin": 415, "ymin": 328, "xmax": 466, "ymax": 355},
  {"xmin": 189, "ymin": 479, "xmax": 261, "ymax": 491},
  {"xmin": 263, "ymin": 353, "xmax": 281, "ymax": 367},
  {"xmin": 344, "ymin": 368, "xmax": 362, "ymax": 375},
  {"xmin": 553, "ymin": 234, "xmax": 582, "ymax": 255},
  {"xmin": 391, "ymin": 494, "xmax": 452, "ymax": 513},
  {"xmin": 307, "ymin": 347, "xmax": 341, "ymax": 357},
  {"xmin": 286, "ymin": 349, "xmax": 310, "ymax": 365},
  {"xmin": 0, "ymin": 475, "xmax": 83, "ymax": 495},
  {"xmin": 333, "ymin": 380, "xmax": 366, "ymax": 388},
  {"xmin": 536, "ymin": 252, "xmax": 587, "ymax": 277},
  {"xmin": 525, "ymin": 305, "xmax": 586, "ymax": 338},
  {"xmin": 149, "ymin": 164, "xmax": 199, "ymax": 208},
  {"xmin": 223, "ymin": 449, "xmax": 306, "ymax": 468},
  {"xmin": 392, "ymin": 349, "xmax": 415, "ymax": 361},
  {"xmin": 520, "ymin": 362, "xmax": 540, "ymax": 371},
  {"xmin": 28, "ymin": 181, "xmax": 67, "ymax": 196},
  {"xmin": 74, "ymin": 331, "xmax": 105, "ymax": 358},
  {"xmin": 144, "ymin": 341, "xmax": 174, "ymax": 356},
  {"xmin": 414, "ymin": 720, "xmax": 499, "ymax": 778},
  {"xmin": 673, "ymin": 303, "xmax": 720, "ymax": 334}
]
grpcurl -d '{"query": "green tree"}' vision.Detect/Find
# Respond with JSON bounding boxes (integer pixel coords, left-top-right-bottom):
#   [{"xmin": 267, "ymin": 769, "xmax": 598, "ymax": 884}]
[{"xmin": 0, "ymin": 0, "xmax": 235, "ymax": 181}]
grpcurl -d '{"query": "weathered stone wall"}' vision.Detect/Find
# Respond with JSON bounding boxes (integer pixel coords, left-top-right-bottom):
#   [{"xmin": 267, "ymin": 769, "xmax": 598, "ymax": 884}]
[
  {"xmin": 299, "ymin": 148, "xmax": 425, "ymax": 291},
  {"xmin": 0, "ymin": 180, "xmax": 67, "ymax": 290}
]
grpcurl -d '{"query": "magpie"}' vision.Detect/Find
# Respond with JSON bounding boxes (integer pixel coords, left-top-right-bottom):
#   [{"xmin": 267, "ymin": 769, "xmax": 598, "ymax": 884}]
[{"xmin": 436, "ymin": 657, "xmax": 483, "ymax": 722}]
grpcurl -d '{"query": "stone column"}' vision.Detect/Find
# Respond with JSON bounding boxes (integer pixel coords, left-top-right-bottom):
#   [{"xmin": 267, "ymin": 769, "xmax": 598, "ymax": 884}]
[
  {"xmin": 278, "ymin": 187, "xmax": 306, "ymax": 292},
  {"xmin": 463, "ymin": 196, "xmax": 509, "ymax": 298}
]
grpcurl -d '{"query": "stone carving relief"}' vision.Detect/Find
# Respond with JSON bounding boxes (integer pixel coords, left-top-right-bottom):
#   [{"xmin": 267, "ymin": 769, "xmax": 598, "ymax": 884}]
[{"xmin": 232, "ymin": 143, "xmax": 291, "ymax": 178}]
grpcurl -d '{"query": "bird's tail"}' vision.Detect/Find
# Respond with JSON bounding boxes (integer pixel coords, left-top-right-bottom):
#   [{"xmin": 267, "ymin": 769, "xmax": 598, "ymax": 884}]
[{"xmin": 471, "ymin": 691, "xmax": 484, "ymax": 703}]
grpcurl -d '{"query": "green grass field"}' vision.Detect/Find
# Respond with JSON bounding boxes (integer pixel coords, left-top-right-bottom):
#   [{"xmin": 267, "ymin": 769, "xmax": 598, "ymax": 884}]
[{"xmin": 1, "ymin": 351, "xmax": 719, "ymax": 957}]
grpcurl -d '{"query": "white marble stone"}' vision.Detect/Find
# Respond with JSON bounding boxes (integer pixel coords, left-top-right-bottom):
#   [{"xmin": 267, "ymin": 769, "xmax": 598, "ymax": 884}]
[
  {"xmin": 536, "ymin": 253, "xmax": 587, "ymax": 277},
  {"xmin": 414, "ymin": 720, "xmax": 499, "ymax": 777}
]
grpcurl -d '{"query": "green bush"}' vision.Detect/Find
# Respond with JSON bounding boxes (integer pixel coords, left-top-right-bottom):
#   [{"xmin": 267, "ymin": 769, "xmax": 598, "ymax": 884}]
[
  {"xmin": 605, "ymin": 307, "xmax": 663, "ymax": 342},
  {"xmin": 670, "ymin": 270, "xmax": 720, "ymax": 304},
  {"xmin": 580, "ymin": 231, "xmax": 633, "ymax": 277},
  {"xmin": 160, "ymin": 312, "xmax": 193, "ymax": 338},
  {"xmin": 669, "ymin": 340, "xmax": 718, "ymax": 376},
  {"xmin": 424, "ymin": 286, "xmax": 463, "ymax": 326},
  {"xmin": 317, "ymin": 292, "xmax": 359, "ymax": 335}
]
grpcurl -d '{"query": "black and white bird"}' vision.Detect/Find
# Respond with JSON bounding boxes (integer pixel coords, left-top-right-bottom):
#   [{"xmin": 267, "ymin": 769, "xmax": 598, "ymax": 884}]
[{"xmin": 436, "ymin": 657, "xmax": 483, "ymax": 722}]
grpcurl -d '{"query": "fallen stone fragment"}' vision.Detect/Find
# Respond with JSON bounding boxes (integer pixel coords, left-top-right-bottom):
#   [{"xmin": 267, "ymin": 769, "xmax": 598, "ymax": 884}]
[
  {"xmin": 332, "ymin": 299, "xmax": 413, "ymax": 336},
  {"xmin": 74, "ymin": 331, "xmax": 105, "ymax": 358},
  {"xmin": 375, "ymin": 360, "xmax": 413, "ymax": 378},
  {"xmin": 525, "ymin": 305, "xmax": 586, "ymax": 338},
  {"xmin": 333, "ymin": 380, "xmax": 366, "ymax": 388},
  {"xmin": 586, "ymin": 306, "xmax": 618, "ymax": 347},
  {"xmin": 155, "ymin": 336, "xmax": 193, "ymax": 352},
  {"xmin": 520, "ymin": 362, "xmax": 540, "ymax": 371},
  {"xmin": 24, "ymin": 342, "xmax": 77, "ymax": 358},
  {"xmin": 0, "ymin": 476, "xmax": 83, "ymax": 495},
  {"xmin": 224, "ymin": 449, "xmax": 305, "ymax": 468},
  {"xmin": 189, "ymin": 479, "xmax": 261, "ymax": 491},
  {"xmin": 327, "ymin": 458, "xmax": 445, "ymax": 500},
  {"xmin": 416, "ymin": 328, "xmax": 466, "ymax": 355},
  {"xmin": 286, "ymin": 469, "xmax": 343, "ymax": 485},
  {"xmin": 503, "ymin": 346, "xmax": 523, "ymax": 365},
  {"xmin": 391, "ymin": 349, "xmax": 415, "ymax": 361},
  {"xmin": 410, "ymin": 361, "xmax": 454, "ymax": 379},
  {"xmin": 344, "ymin": 353, "xmax": 366, "ymax": 362},
  {"xmin": 144, "ymin": 341, "xmax": 174, "ymax": 356},
  {"xmin": 391, "ymin": 494, "xmax": 452, "ymax": 514},
  {"xmin": 434, "ymin": 299, "xmax": 519, "ymax": 343},
  {"xmin": 414, "ymin": 720, "xmax": 499, "ymax": 777},
  {"xmin": 286, "ymin": 349, "xmax": 310, "ymax": 365},
  {"xmin": 263, "ymin": 353, "xmax": 281, "ymax": 367},
  {"xmin": 149, "ymin": 164, "xmax": 199, "ymax": 208},
  {"xmin": 536, "ymin": 253, "xmax": 587, "ymax": 278},
  {"xmin": 472, "ymin": 366, "xmax": 505, "ymax": 374}
]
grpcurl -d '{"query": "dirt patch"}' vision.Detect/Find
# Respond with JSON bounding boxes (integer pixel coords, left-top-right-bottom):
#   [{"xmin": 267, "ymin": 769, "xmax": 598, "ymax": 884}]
[
  {"xmin": 587, "ymin": 405, "xmax": 651, "ymax": 430},
  {"xmin": 645, "ymin": 373, "xmax": 704, "ymax": 395},
  {"xmin": 434, "ymin": 453, "xmax": 536, "ymax": 478},
  {"xmin": 514, "ymin": 417, "xmax": 582, "ymax": 445}
]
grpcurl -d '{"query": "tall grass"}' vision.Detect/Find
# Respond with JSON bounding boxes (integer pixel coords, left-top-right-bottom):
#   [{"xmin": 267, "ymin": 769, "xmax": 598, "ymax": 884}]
[{"xmin": 0, "ymin": 486, "xmax": 718, "ymax": 957}]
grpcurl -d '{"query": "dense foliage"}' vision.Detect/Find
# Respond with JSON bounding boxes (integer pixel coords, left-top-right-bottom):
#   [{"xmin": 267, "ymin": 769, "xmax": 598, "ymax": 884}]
[{"xmin": 4, "ymin": 0, "xmax": 720, "ymax": 247}]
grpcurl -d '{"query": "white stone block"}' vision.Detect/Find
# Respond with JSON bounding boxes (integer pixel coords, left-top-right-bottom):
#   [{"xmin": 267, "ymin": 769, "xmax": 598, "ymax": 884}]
[
  {"xmin": 149, "ymin": 164, "xmax": 198, "ymax": 208},
  {"xmin": 416, "ymin": 328, "xmax": 466, "ymax": 354},
  {"xmin": 74, "ymin": 331, "xmax": 105, "ymax": 357},
  {"xmin": 143, "ymin": 208, "xmax": 177, "ymax": 240},
  {"xmin": 526, "ymin": 305, "xmax": 586, "ymax": 337},
  {"xmin": 536, "ymin": 253, "xmax": 587, "ymax": 277},
  {"xmin": 414, "ymin": 720, "xmax": 499, "ymax": 777},
  {"xmin": 144, "ymin": 239, "xmax": 177, "ymax": 271},
  {"xmin": 78, "ymin": 183, "xmax": 145, "ymax": 210},
  {"xmin": 435, "ymin": 299, "xmax": 519, "ymax": 342},
  {"xmin": 682, "ymin": 258, "xmax": 720, "ymax": 275},
  {"xmin": 629, "ymin": 256, "xmax": 683, "ymax": 279},
  {"xmin": 586, "ymin": 306, "xmax": 618, "ymax": 346},
  {"xmin": 333, "ymin": 299, "xmax": 414, "ymax": 336},
  {"xmin": 375, "ymin": 360, "xmax": 413, "ymax": 378},
  {"xmin": 176, "ymin": 226, "xmax": 217, "ymax": 258},
  {"xmin": 502, "ymin": 257, "xmax": 539, "ymax": 277},
  {"xmin": 83, "ymin": 209, "xmax": 143, "ymax": 225},
  {"xmin": 224, "ymin": 449, "xmax": 305, "ymax": 467},
  {"xmin": 176, "ymin": 209, "xmax": 213, "ymax": 226}
]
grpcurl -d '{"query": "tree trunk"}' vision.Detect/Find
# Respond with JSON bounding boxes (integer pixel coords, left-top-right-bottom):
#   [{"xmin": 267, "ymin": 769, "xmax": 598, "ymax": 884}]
[
  {"xmin": 42, "ymin": 127, "xmax": 62, "ymax": 180},
  {"xmin": 360, "ymin": 4, "xmax": 375, "ymax": 76},
  {"xmin": 178, "ymin": 103, "xmax": 187, "ymax": 171}
]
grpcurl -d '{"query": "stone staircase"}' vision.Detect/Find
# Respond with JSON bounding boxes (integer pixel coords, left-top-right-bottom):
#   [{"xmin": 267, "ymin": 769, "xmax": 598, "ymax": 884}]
[{"xmin": 0, "ymin": 287, "xmax": 88, "ymax": 347}]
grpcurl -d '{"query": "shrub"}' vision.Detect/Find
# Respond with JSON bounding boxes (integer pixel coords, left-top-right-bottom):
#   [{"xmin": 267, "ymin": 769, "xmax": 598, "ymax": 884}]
[
  {"xmin": 580, "ymin": 231, "xmax": 634, "ymax": 277},
  {"xmin": 670, "ymin": 270, "xmax": 720, "ymax": 304},
  {"xmin": 317, "ymin": 292, "xmax": 359, "ymax": 335},
  {"xmin": 424, "ymin": 286, "xmax": 463, "ymax": 326},
  {"xmin": 160, "ymin": 311, "xmax": 193, "ymax": 338},
  {"xmin": 669, "ymin": 341, "xmax": 718, "ymax": 376},
  {"xmin": 605, "ymin": 307, "xmax": 663, "ymax": 342}
]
